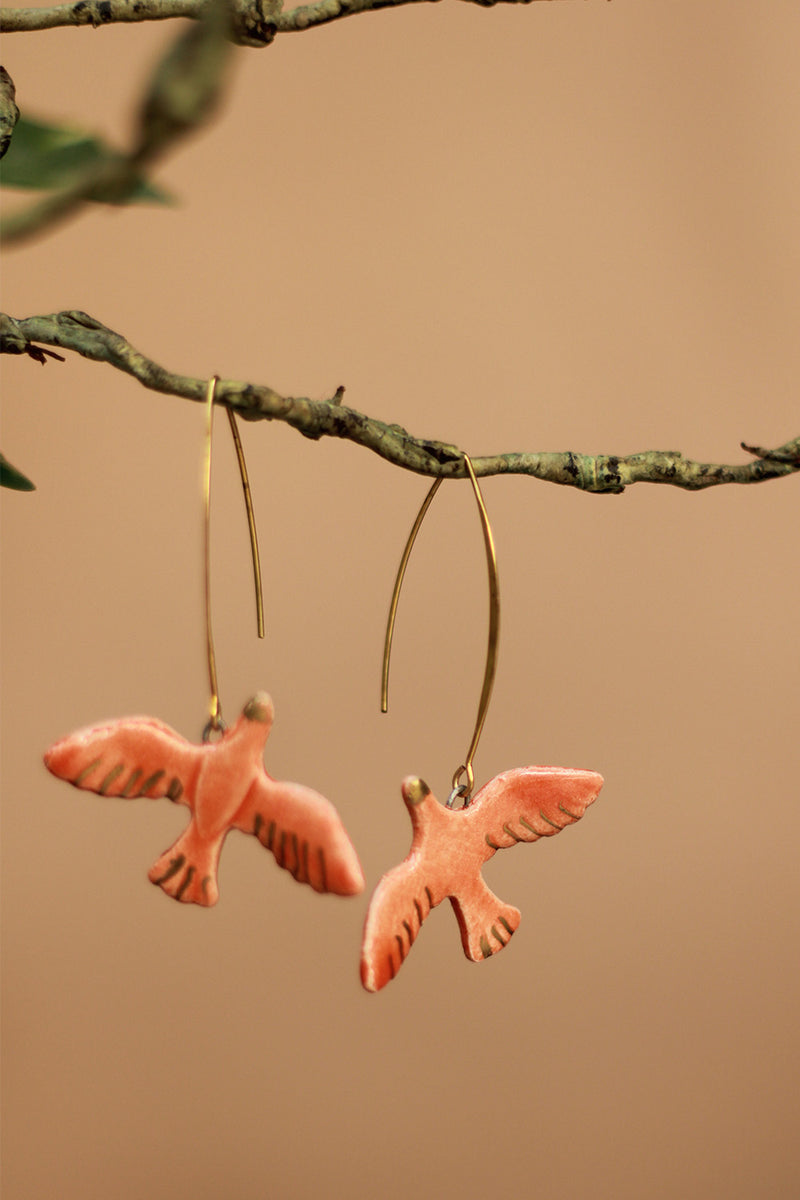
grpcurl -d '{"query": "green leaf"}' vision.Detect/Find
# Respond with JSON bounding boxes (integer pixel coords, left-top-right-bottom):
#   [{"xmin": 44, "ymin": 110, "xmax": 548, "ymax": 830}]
[
  {"xmin": 0, "ymin": 115, "xmax": 174, "ymax": 205},
  {"xmin": 0, "ymin": 452, "xmax": 36, "ymax": 491}
]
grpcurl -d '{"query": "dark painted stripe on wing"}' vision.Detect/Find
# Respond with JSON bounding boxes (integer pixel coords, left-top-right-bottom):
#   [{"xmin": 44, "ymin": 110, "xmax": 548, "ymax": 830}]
[
  {"xmin": 74, "ymin": 758, "xmax": 102, "ymax": 786},
  {"xmin": 138, "ymin": 769, "xmax": 165, "ymax": 796},
  {"xmin": 121, "ymin": 769, "xmax": 143, "ymax": 797},
  {"xmin": 98, "ymin": 764, "xmax": 125, "ymax": 794},
  {"xmin": 558, "ymin": 802, "xmax": 581, "ymax": 820},
  {"xmin": 539, "ymin": 809, "xmax": 565, "ymax": 830},
  {"xmin": 519, "ymin": 815, "xmax": 544, "ymax": 838}
]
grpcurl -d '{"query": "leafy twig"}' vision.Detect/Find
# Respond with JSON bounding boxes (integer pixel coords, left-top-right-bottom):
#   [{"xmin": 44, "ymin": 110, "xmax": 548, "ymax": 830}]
[
  {"xmin": 0, "ymin": 452, "xmax": 36, "ymax": 491},
  {"xmin": 0, "ymin": 0, "xmax": 234, "ymax": 244},
  {"xmin": 2, "ymin": 309, "xmax": 797, "ymax": 494}
]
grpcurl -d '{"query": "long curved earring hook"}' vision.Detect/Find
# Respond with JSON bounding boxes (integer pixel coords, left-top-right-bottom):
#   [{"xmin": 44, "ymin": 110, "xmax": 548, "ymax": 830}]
[
  {"xmin": 225, "ymin": 404, "xmax": 265, "ymax": 640},
  {"xmin": 203, "ymin": 376, "xmax": 265, "ymax": 739},
  {"xmin": 380, "ymin": 474, "xmax": 443, "ymax": 715},
  {"xmin": 380, "ymin": 455, "xmax": 500, "ymax": 804}
]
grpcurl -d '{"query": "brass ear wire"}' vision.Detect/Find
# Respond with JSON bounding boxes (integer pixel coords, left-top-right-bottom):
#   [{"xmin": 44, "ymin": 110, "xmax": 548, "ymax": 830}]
[
  {"xmin": 380, "ymin": 475, "xmax": 443, "ymax": 715},
  {"xmin": 202, "ymin": 376, "xmax": 265, "ymax": 740},
  {"xmin": 225, "ymin": 405, "xmax": 265, "ymax": 640},
  {"xmin": 203, "ymin": 377, "xmax": 222, "ymax": 737},
  {"xmin": 451, "ymin": 456, "xmax": 500, "ymax": 802},
  {"xmin": 380, "ymin": 455, "xmax": 500, "ymax": 804}
]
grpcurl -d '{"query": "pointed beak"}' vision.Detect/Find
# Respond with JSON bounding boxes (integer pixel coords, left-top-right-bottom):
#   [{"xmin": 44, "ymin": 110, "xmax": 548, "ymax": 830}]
[
  {"xmin": 402, "ymin": 777, "xmax": 431, "ymax": 807},
  {"xmin": 243, "ymin": 693, "xmax": 274, "ymax": 724}
]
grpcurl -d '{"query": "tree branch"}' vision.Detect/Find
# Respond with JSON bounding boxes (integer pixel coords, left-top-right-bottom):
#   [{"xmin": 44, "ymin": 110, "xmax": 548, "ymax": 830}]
[
  {"xmin": 275, "ymin": 0, "xmax": 549, "ymax": 36},
  {"xmin": 1, "ymin": 0, "xmax": 564, "ymax": 41},
  {"xmin": 2, "ymin": 309, "xmax": 797, "ymax": 493},
  {"xmin": 0, "ymin": 0, "xmax": 204, "ymax": 35}
]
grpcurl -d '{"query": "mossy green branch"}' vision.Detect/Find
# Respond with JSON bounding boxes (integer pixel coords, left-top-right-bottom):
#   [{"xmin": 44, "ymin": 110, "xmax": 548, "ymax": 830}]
[
  {"xmin": 2, "ymin": 309, "xmax": 797, "ymax": 493},
  {"xmin": 1, "ymin": 0, "xmax": 561, "ymax": 41}
]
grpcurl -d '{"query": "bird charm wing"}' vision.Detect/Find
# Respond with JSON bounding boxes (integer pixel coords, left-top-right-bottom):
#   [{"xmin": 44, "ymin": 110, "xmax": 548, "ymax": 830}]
[
  {"xmin": 464, "ymin": 765, "xmax": 603, "ymax": 860},
  {"xmin": 44, "ymin": 716, "xmax": 203, "ymax": 808},
  {"xmin": 232, "ymin": 774, "xmax": 365, "ymax": 897},
  {"xmin": 360, "ymin": 851, "xmax": 448, "ymax": 993}
]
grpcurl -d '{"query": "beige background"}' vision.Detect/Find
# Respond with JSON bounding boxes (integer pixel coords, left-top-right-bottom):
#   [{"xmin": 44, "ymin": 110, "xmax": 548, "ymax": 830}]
[{"xmin": 2, "ymin": 2, "xmax": 799, "ymax": 1197}]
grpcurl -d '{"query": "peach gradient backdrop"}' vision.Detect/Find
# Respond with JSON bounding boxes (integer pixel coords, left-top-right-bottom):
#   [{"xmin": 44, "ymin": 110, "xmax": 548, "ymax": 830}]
[{"xmin": 2, "ymin": 3, "xmax": 799, "ymax": 1197}]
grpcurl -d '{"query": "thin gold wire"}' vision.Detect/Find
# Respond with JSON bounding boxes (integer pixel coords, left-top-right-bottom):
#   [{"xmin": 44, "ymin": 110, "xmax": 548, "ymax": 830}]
[
  {"xmin": 225, "ymin": 406, "xmax": 265, "ymax": 640},
  {"xmin": 380, "ymin": 476, "xmax": 443, "ymax": 714},
  {"xmin": 203, "ymin": 376, "xmax": 223, "ymax": 734},
  {"xmin": 202, "ymin": 378, "xmax": 266, "ymax": 739},
  {"xmin": 380, "ymin": 455, "xmax": 500, "ymax": 800},
  {"xmin": 451, "ymin": 455, "xmax": 500, "ymax": 797}
]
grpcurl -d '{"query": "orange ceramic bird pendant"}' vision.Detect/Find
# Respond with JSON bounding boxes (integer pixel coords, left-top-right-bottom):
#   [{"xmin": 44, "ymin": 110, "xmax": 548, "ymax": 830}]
[
  {"xmin": 44, "ymin": 692, "xmax": 364, "ymax": 905},
  {"xmin": 361, "ymin": 766, "xmax": 603, "ymax": 991}
]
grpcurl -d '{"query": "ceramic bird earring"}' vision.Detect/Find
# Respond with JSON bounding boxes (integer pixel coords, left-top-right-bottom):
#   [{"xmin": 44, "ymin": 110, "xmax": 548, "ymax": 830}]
[
  {"xmin": 360, "ymin": 457, "xmax": 602, "ymax": 991},
  {"xmin": 44, "ymin": 378, "xmax": 364, "ymax": 905}
]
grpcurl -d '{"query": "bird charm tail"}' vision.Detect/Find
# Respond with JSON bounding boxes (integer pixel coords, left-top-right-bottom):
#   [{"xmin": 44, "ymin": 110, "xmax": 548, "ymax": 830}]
[
  {"xmin": 148, "ymin": 821, "xmax": 224, "ymax": 906},
  {"xmin": 450, "ymin": 876, "xmax": 521, "ymax": 962}
]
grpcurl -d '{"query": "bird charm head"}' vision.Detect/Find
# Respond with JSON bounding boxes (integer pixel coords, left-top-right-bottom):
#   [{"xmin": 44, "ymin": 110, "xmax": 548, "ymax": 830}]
[
  {"xmin": 401, "ymin": 776, "xmax": 431, "ymax": 807},
  {"xmin": 232, "ymin": 692, "xmax": 275, "ymax": 751},
  {"xmin": 243, "ymin": 692, "xmax": 274, "ymax": 725}
]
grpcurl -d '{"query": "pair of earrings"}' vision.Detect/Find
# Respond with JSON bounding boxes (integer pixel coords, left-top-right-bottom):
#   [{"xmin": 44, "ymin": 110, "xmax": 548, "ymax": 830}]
[{"xmin": 43, "ymin": 379, "xmax": 603, "ymax": 991}]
